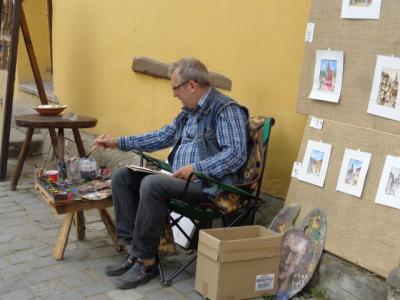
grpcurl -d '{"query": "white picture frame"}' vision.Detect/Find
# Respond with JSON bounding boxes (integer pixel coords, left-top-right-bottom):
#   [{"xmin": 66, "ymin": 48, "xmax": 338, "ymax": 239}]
[
  {"xmin": 336, "ymin": 149, "xmax": 372, "ymax": 197},
  {"xmin": 375, "ymin": 155, "xmax": 400, "ymax": 209},
  {"xmin": 309, "ymin": 50, "xmax": 344, "ymax": 103},
  {"xmin": 341, "ymin": 0, "xmax": 382, "ymax": 19},
  {"xmin": 298, "ymin": 140, "xmax": 332, "ymax": 187},
  {"xmin": 367, "ymin": 55, "xmax": 400, "ymax": 121}
]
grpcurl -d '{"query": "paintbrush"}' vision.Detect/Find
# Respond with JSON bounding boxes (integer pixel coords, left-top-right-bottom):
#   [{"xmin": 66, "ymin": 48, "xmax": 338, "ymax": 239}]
[{"xmin": 86, "ymin": 144, "xmax": 98, "ymax": 158}]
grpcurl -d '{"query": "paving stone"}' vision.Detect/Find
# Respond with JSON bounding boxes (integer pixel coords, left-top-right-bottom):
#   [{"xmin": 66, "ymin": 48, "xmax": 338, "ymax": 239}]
[
  {"xmin": 3, "ymin": 210, "xmax": 28, "ymax": 217},
  {"xmin": 60, "ymin": 271, "xmax": 96, "ymax": 289},
  {"xmin": 1, "ymin": 288, "xmax": 34, "ymax": 300},
  {"xmin": 0, "ymin": 263, "xmax": 32, "ymax": 280},
  {"xmin": 76, "ymin": 280, "xmax": 115, "ymax": 297},
  {"xmin": 146, "ymin": 287, "xmax": 184, "ymax": 300},
  {"xmin": 88, "ymin": 246, "xmax": 118, "ymax": 259},
  {"xmin": 1, "ymin": 216, "xmax": 31, "ymax": 227},
  {"xmin": 28, "ymin": 256, "xmax": 60, "ymax": 269},
  {"xmin": 185, "ymin": 291, "xmax": 205, "ymax": 300},
  {"xmin": 29, "ymin": 279, "xmax": 68, "ymax": 298},
  {"xmin": 0, "ymin": 233, "xmax": 15, "ymax": 244},
  {"xmin": 107, "ymin": 289, "xmax": 145, "ymax": 300},
  {"xmin": 8, "ymin": 249, "xmax": 36, "ymax": 264},
  {"xmin": 8, "ymin": 240, "xmax": 35, "ymax": 251},
  {"xmin": 54, "ymin": 290, "xmax": 85, "ymax": 300},
  {"xmin": 173, "ymin": 277, "xmax": 196, "ymax": 294}
]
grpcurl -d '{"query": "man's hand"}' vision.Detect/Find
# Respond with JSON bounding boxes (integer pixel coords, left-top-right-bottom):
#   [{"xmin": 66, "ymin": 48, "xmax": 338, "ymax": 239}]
[
  {"xmin": 94, "ymin": 134, "xmax": 118, "ymax": 149},
  {"xmin": 172, "ymin": 164, "xmax": 195, "ymax": 180}
]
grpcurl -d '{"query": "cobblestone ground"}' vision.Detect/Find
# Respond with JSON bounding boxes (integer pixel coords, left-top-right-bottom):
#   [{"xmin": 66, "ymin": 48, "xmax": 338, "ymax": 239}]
[
  {"xmin": 0, "ymin": 157, "xmax": 304, "ymax": 300},
  {"xmin": 0, "ymin": 158, "xmax": 206, "ymax": 300}
]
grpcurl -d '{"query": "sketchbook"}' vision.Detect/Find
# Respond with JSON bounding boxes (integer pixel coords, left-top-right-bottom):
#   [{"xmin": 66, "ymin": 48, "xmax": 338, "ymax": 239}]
[{"xmin": 126, "ymin": 165, "xmax": 172, "ymax": 176}]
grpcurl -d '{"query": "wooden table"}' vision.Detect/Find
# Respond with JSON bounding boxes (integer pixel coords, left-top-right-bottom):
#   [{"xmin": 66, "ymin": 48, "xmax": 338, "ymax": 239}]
[
  {"xmin": 35, "ymin": 183, "xmax": 120, "ymax": 260},
  {"xmin": 11, "ymin": 114, "xmax": 98, "ymax": 191}
]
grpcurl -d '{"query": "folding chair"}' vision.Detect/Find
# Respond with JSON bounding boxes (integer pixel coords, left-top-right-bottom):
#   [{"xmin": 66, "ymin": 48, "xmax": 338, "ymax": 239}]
[{"xmin": 136, "ymin": 116, "xmax": 275, "ymax": 286}]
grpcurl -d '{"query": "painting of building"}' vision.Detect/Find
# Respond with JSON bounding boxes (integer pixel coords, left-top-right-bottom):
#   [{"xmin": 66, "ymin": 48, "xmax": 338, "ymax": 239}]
[
  {"xmin": 349, "ymin": 0, "xmax": 372, "ymax": 7},
  {"xmin": 376, "ymin": 68, "xmax": 399, "ymax": 109},
  {"xmin": 319, "ymin": 59, "xmax": 337, "ymax": 92}
]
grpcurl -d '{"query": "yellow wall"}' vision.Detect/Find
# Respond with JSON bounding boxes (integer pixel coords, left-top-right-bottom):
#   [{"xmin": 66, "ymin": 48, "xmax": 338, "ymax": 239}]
[
  {"xmin": 17, "ymin": 0, "xmax": 51, "ymax": 84},
  {"xmin": 51, "ymin": 0, "xmax": 309, "ymax": 198}
]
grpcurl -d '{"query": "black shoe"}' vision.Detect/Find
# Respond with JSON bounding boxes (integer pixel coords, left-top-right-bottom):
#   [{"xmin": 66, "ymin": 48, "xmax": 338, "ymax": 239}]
[
  {"xmin": 105, "ymin": 255, "xmax": 136, "ymax": 277},
  {"xmin": 115, "ymin": 260, "xmax": 159, "ymax": 289}
]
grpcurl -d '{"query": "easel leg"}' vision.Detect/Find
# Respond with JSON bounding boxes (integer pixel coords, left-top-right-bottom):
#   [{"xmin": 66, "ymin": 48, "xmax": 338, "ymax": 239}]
[
  {"xmin": 53, "ymin": 212, "xmax": 74, "ymax": 260},
  {"xmin": 76, "ymin": 211, "xmax": 85, "ymax": 240},
  {"xmin": 10, "ymin": 128, "xmax": 34, "ymax": 191},
  {"xmin": 98, "ymin": 208, "xmax": 122, "ymax": 251}
]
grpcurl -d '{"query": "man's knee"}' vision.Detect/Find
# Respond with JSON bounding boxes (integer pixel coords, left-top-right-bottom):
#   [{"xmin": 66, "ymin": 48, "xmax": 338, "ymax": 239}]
[
  {"xmin": 140, "ymin": 175, "xmax": 167, "ymax": 196},
  {"xmin": 112, "ymin": 167, "xmax": 132, "ymax": 188}
]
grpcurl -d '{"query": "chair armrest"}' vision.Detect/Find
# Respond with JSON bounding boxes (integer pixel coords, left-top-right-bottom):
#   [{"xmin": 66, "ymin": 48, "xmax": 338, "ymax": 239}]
[{"xmin": 132, "ymin": 150, "xmax": 173, "ymax": 172}]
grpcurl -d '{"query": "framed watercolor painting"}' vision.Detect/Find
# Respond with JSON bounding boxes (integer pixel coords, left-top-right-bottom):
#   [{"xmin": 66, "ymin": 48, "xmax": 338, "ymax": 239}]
[
  {"xmin": 375, "ymin": 155, "xmax": 400, "ymax": 209},
  {"xmin": 341, "ymin": 0, "xmax": 382, "ymax": 19},
  {"xmin": 298, "ymin": 140, "xmax": 332, "ymax": 187},
  {"xmin": 367, "ymin": 55, "xmax": 400, "ymax": 121},
  {"xmin": 336, "ymin": 149, "xmax": 371, "ymax": 197},
  {"xmin": 309, "ymin": 50, "xmax": 344, "ymax": 103}
]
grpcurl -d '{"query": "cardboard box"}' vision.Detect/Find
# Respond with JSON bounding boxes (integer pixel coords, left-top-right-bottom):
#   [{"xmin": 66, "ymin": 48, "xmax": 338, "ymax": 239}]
[{"xmin": 195, "ymin": 225, "xmax": 282, "ymax": 300}]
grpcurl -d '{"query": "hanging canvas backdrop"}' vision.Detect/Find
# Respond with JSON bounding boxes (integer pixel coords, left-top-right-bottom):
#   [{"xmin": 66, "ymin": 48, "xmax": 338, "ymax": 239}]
[
  {"xmin": 375, "ymin": 155, "xmax": 400, "ymax": 209},
  {"xmin": 341, "ymin": 0, "xmax": 382, "ymax": 19},
  {"xmin": 297, "ymin": 140, "xmax": 332, "ymax": 187},
  {"xmin": 309, "ymin": 50, "xmax": 344, "ymax": 103},
  {"xmin": 336, "ymin": 148, "xmax": 372, "ymax": 197},
  {"xmin": 367, "ymin": 55, "xmax": 400, "ymax": 121}
]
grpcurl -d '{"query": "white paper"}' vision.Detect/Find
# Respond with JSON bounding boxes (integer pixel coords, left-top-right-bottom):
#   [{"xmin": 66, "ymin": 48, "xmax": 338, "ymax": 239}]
[
  {"xmin": 297, "ymin": 140, "xmax": 332, "ymax": 187},
  {"xmin": 305, "ymin": 23, "xmax": 315, "ymax": 43},
  {"xmin": 291, "ymin": 162, "xmax": 302, "ymax": 178},
  {"xmin": 309, "ymin": 117, "xmax": 324, "ymax": 130},
  {"xmin": 336, "ymin": 149, "xmax": 371, "ymax": 197},
  {"xmin": 367, "ymin": 55, "xmax": 400, "ymax": 121},
  {"xmin": 309, "ymin": 50, "xmax": 344, "ymax": 103},
  {"xmin": 170, "ymin": 212, "xmax": 196, "ymax": 249},
  {"xmin": 341, "ymin": 0, "xmax": 382, "ymax": 20},
  {"xmin": 375, "ymin": 155, "xmax": 400, "ymax": 209}
]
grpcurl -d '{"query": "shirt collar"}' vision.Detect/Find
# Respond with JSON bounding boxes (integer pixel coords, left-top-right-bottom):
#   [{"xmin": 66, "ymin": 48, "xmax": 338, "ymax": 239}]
[{"xmin": 197, "ymin": 87, "xmax": 212, "ymax": 109}]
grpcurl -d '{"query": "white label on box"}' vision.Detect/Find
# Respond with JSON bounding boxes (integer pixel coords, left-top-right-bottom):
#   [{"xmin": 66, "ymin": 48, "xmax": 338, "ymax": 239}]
[
  {"xmin": 305, "ymin": 22, "xmax": 315, "ymax": 43},
  {"xmin": 291, "ymin": 161, "xmax": 302, "ymax": 178},
  {"xmin": 255, "ymin": 273, "xmax": 275, "ymax": 291},
  {"xmin": 309, "ymin": 116, "xmax": 324, "ymax": 130}
]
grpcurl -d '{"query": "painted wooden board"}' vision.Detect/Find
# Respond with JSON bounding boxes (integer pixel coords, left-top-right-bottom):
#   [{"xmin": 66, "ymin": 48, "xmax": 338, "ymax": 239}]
[
  {"xmin": 269, "ymin": 203, "xmax": 302, "ymax": 234},
  {"xmin": 277, "ymin": 208, "xmax": 327, "ymax": 300}
]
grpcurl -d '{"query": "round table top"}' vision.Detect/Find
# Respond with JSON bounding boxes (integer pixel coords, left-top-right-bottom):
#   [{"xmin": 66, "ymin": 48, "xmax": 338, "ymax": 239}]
[{"xmin": 15, "ymin": 114, "xmax": 98, "ymax": 129}]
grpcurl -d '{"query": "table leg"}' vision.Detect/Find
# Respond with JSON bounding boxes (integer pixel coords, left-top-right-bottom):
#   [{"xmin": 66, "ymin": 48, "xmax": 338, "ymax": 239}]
[
  {"xmin": 53, "ymin": 212, "xmax": 74, "ymax": 260},
  {"xmin": 76, "ymin": 211, "xmax": 86, "ymax": 240},
  {"xmin": 10, "ymin": 128, "xmax": 34, "ymax": 191},
  {"xmin": 57, "ymin": 128, "xmax": 64, "ymax": 159},
  {"xmin": 98, "ymin": 208, "xmax": 122, "ymax": 251},
  {"xmin": 72, "ymin": 128, "xmax": 86, "ymax": 157}
]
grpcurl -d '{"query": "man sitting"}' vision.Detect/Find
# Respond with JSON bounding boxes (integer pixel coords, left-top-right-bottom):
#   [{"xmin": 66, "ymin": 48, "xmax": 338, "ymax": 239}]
[{"xmin": 94, "ymin": 57, "xmax": 249, "ymax": 289}]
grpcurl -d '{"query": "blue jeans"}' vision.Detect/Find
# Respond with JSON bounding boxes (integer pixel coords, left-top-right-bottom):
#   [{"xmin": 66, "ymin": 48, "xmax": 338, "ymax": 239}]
[{"xmin": 111, "ymin": 167, "xmax": 208, "ymax": 260}]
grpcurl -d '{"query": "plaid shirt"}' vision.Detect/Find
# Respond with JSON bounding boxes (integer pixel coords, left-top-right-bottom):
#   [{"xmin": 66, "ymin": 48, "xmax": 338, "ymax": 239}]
[{"xmin": 117, "ymin": 92, "xmax": 248, "ymax": 179}]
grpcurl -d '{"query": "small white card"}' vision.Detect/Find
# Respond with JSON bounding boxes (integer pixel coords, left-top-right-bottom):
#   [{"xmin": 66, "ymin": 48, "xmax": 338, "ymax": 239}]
[
  {"xmin": 255, "ymin": 273, "xmax": 275, "ymax": 291},
  {"xmin": 305, "ymin": 23, "xmax": 315, "ymax": 43},
  {"xmin": 309, "ymin": 117, "xmax": 324, "ymax": 130},
  {"xmin": 291, "ymin": 162, "xmax": 302, "ymax": 178}
]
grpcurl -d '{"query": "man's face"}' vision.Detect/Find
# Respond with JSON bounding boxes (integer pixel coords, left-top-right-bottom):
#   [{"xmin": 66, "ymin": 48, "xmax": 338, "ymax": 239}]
[
  {"xmin": 279, "ymin": 235, "xmax": 308, "ymax": 280},
  {"xmin": 170, "ymin": 69, "xmax": 198, "ymax": 109}
]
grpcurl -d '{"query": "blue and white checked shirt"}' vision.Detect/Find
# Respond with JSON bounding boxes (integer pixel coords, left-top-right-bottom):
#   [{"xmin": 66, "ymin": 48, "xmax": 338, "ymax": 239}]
[{"xmin": 117, "ymin": 89, "xmax": 248, "ymax": 179}]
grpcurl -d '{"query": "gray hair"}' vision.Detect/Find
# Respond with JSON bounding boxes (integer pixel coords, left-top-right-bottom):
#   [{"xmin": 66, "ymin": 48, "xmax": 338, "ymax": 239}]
[{"xmin": 168, "ymin": 57, "xmax": 211, "ymax": 87}]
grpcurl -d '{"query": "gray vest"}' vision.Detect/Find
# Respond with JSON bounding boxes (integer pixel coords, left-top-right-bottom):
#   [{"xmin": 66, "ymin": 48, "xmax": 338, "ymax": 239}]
[{"xmin": 169, "ymin": 87, "xmax": 249, "ymax": 185}]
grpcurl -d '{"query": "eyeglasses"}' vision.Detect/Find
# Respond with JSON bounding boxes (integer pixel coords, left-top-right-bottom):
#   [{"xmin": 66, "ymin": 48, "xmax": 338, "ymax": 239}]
[{"xmin": 172, "ymin": 80, "xmax": 190, "ymax": 91}]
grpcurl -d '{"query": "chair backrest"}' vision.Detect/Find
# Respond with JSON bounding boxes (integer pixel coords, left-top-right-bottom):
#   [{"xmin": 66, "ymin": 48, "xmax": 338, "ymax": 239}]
[{"xmin": 238, "ymin": 116, "xmax": 275, "ymax": 197}]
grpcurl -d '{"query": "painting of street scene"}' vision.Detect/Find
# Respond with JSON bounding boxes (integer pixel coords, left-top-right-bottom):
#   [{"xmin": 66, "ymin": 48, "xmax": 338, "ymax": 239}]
[
  {"xmin": 345, "ymin": 159, "xmax": 362, "ymax": 186},
  {"xmin": 319, "ymin": 59, "xmax": 337, "ymax": 92},
  {"xmin": 385, "ymin": 167, "xmax": 400, "ymax": 197},
  {"xmin": 376, "ymin": 67, "xmax": 399, "ymax": 109},
  {"xmin": 306, "ymin": 150, "xmax": 324, "ymax": 177},
  {"xmin": 349, "ymin": 0, "xmax": 372, "ymax": 7}
]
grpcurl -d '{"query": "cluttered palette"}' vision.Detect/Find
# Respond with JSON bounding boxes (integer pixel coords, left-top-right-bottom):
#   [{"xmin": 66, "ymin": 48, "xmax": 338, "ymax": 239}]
[{"xmin": 35, "ymin": 171, "xmax": 112, "ymax": 214}]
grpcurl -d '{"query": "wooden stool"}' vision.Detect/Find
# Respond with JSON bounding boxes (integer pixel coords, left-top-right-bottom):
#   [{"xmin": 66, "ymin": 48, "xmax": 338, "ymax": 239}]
[{"xmin": 11, "ymin": 114, "xmax": 97, "ymax": 191}]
